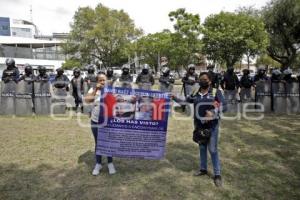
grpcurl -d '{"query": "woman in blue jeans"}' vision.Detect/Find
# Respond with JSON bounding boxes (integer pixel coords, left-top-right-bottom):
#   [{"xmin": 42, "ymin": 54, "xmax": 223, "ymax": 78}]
[
  {"xmin": 173, "ymin": 72, "xmax": 227, "ymax": 187},
  {"xmin": 85, "ymin": 73, "xmax": 116, "ymax": 175}
]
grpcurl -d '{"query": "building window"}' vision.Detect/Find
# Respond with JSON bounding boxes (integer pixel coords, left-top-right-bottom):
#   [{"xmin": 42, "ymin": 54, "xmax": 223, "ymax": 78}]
[{"xmin": 0, "ymin": 26, "xmax": 9, "ymax": 30}]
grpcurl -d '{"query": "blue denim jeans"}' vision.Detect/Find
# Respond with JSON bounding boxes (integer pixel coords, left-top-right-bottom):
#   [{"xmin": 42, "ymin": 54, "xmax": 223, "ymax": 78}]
[
  {"xmin": 199, "ymin": 123, "xmax": 221, "ymax": 176},
  {"xmin": 91, "ymin": 120, "xmax": 113, "ymax": 164}
]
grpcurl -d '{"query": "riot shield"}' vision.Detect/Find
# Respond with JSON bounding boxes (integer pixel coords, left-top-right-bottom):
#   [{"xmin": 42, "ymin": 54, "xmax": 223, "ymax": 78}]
[
  {"xmin": 286, "ymin": 82, "xmax": 299, "ymax": 114},
  {"xmin": 240, "ymin": 88, "xmax": 254, "ymax": 111},
  {"xmin": 34, "ymin": 81, "xmax": 51, "ymax": 115},
  {"xmin": 138, "ymin": 83, "xmax": 152, "ymax": 90},
  {"xmin": 272, "ymin": 82, "xmax": 286, "ymax": 114},
  {"xmin": 83, "ymin": 82, "xmax": 96, "ymax": 114},
  {"xmin": 159, "ymin": 83, "xmax": 173, "ymax": 93},
  {"xmin": 255, "ymin": 80, "xmax": 272, "ymax": 113},
  {"xmin": 0, "ymin": 81, "xmax": 16, "ymax": 115},
  {"xmin": 52, "ymin": 87, "xmax": 67, "ymax": 114},
  {"xmin": 0, "ymin": 82, "xmax": 1, "ymax": 110},
  {"xmin": 15, "ymin": 80, "xmax": 33, "ymax": 116},
  {"xmin": 224, "ymin": 89, "xmax": 239, "ymax": 113}
]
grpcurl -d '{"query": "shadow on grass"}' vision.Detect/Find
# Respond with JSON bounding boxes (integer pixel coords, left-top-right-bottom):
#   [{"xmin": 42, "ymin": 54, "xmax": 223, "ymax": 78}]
[{"xmin": 219, "ymin": 115, "xmax": 300, "ymax": 199}]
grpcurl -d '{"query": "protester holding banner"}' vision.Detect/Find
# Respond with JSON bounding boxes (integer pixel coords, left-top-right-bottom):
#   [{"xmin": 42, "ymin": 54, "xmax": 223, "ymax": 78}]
[
  {"xmin": 84, "ymin": 73, "xmax": 116, "ymax": 175},
  {"xmin": 172, "ymin": 72, "xmax": 227, "ymax": 187}
]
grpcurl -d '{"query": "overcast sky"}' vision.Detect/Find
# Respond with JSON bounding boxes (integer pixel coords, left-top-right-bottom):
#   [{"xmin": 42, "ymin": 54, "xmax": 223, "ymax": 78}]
[{"xmin": 0, "ymin": 0, "xmax": 270, "ymax": 35}]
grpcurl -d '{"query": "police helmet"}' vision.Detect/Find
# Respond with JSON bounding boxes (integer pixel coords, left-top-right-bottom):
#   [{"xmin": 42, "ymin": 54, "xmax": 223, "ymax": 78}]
[
  {"xmin": 87, "ymin": 65, "xmax": 95, "ymax": 74},
  {"xmin": 188, "ymin": 64, "xmax": 195, "ymax": 70},
  {"xmin": 38, "ymin": 66, "xmax": 46, "ymax": 75},
  {"xmin": 56, "ymin": 68, "xmax": 64, "ymax": 74},
  {"xmin": 5, "ymin": 58, "xmax": 15, "ymax": 67},
  {"xmin": 24, "ymin": 63, "xmax": 32, "ymax": 74},
  {"xmin": 107, "ymin": 68, "xmax": 114, "ymax": 76},
  {"xmin": 272, "ymin": 69, "xmax": 282, "ymax": 76},
  {"xmin": 283, "ymin": 68, "xmax": 292, "ymax": 75},
  {"xmin": 73, "ymin": 67, "xmax": 81, "ymax": 76}
]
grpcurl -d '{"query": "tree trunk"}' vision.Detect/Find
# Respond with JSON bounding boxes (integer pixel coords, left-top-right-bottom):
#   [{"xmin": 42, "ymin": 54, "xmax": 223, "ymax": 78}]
[{"xmin": 247, "ymin": 55, "xmax": 250, "ymax": 69}]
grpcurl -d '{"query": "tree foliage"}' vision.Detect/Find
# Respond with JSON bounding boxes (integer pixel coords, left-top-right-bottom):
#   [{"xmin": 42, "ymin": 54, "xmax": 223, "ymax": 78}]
[
  {"xmin": 62, "ymin": 58, "xmax": 81, "ymax": 70},
  {"xmin": 202, "ymin": 11, "xmax": 269, "ymax": 68},
  {"xmin": 63, "ymin": 4, "xmax": 142, "ymax": 68},
  {"xmin": 262, "ymin": 0, "xmax": 300, "ymax": 68},
  {"xmin": 168, "ymin": 8, "xmax": 202, "ymax": 69},
  {"xmin": 256, "ymin": 53, "xmax": 281, "ymax": 68},
  {"xmin": 135, "ymin": 30, "xmax": 172, "ymax": 72}
]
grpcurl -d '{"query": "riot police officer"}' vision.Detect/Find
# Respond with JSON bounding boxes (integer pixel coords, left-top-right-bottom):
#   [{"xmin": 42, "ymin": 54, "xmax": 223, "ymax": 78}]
[
  {"xmin": 283, "ymin": 68, "xmax": 297, "ymax": 83},
  {"xmin": 221, "ymin": 67, "xmax": 240, "ymax": 91},
  {"xmin": 240, "ymin": 69, "xmax": 254, "ymax": 102},
  {"xmin": 136, "ymin": 64, "xmax": 155, "ymax": 90},
  {"xmin": 221, "ymin": 67, "xmax": 240, "ymax": 110},
  {"xmin": 84, "ymin": 65, "xmax": 97, "ymax": 90},
  {"xmin": 106, "ymin": 67, "xmax": 117, "ymax": 86},
  {"xmin": 159, "ymin": 66, "xmax": 175, "ymax": 92},
  {"xmin": 254, "ymin": 66, "xmax": 269, "ymax": 82},
  {"xmin": 71, "ymin": 68, "xmax": 84, "ymax": 112},
  {"xmin": 53, "ymin": 68, "xmax": 70, "ymax": 90},
  {"xmin": 1, "ymin": 58, "xmax": 20, "ymax": 83},
  {"xmin": 19, "ymin": 64, "xmax": 35, "ymax": 83},
  {"xmin": 207, "ymin": 64, "xmax": 219, "ymax": 88},
  {"xmin": 271, "ymin": 69, "xmax": 282, "ymax": 83},
  {"xmin": 35, "ymin": 66, "xmax": 49, "ymax": 82},
  {"xmin": 117, "ymin": 64, "xmax": 133, "ymax": 88},
  {"xmin": 182, "ymin": 64, "xmax": 199, "ymax": 97}
]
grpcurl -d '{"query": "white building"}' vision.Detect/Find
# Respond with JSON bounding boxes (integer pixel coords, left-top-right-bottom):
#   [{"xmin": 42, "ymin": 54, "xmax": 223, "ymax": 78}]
[{"xmin": 0, "ymin": 17, "xmax": 67, "ymax": 77}]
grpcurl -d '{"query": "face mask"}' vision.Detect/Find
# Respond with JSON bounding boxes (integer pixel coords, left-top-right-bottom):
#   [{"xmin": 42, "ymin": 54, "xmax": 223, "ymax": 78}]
[{"xmin": 200, "ymin": 80, "xmax": 209, "ymax": 89}]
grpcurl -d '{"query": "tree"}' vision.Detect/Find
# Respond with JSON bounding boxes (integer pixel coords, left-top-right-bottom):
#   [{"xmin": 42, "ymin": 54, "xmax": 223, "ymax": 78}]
[
  {"xmin": 236, "ymin": 8, "xmax": 269, "ymax": 69},
  {"xmin": 63, "ymin": 4, "xmax": 142, "ymax": 68},
  {"xmin": 202, "ymin": 12, "xmax": 268, "ymax": 68},
  {"xmin": 256, "ymin": 53, "xmax": 281, "ymax": 69},
  {"xmin": 62, "ymin": 58, "xmax": 81, "ymax": 70},
  {"xmin": 262, "ymin": 0, "xmax": 300, "ymax": 69},
  {"xmin": 168, "ymin": 8, "xmax": 202, "ymax": 69},
  {"xmin": 135, "ymin": 30, "xmax": 172, "ymax": 73}
]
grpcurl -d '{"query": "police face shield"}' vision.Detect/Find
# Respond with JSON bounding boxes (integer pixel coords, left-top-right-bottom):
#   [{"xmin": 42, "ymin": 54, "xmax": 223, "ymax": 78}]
[
  {"xmin": 188, "ymin": 68, "xmax": 195, "ymax": 74},
  {"xmin": 74, "ymin": 72, "xmax": 80, "ymax": 78},
  {"xmin": 25, "ymin": 67, "xmax": 33, "ymax": 76},
  {"xmin": 88, "ymin": 67, "xmax": 95, "ymax": 74},
  {"xmin": 57, "ymin": 69, "xmax": 64, "ymax": 76},
  {"xmin": 122, "ymin": 68, "xmax": 130, "ymax": 75},
  {"xmin": 38, "ymin": 67, "xmax": 46, "ymax": 75},
  {"xmin": 107, "ymin": 69, "xmax": 113, "ymax": 76},
  {"xmin": 142, "ymin": 68, "xmax": 149, "ymax": 74}
]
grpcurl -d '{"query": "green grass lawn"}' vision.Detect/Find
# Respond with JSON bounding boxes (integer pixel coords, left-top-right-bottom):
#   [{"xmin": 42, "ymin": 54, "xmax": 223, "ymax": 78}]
[{"xmin": 0, "ymin": 113, "xmax": 299, "ymax": 200}]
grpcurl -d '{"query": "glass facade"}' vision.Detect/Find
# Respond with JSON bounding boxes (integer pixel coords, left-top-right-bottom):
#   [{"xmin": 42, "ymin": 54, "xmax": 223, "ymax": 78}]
[{"xmin": 0, "ymin": 17, "xmax": 11, "ymax": 36}]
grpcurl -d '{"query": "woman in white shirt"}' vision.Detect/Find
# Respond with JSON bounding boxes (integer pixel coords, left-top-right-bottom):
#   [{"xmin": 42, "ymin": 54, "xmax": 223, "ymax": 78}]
[{"xmin": 84, "ymin": 73, "xmax": 116, "ymax": 175}]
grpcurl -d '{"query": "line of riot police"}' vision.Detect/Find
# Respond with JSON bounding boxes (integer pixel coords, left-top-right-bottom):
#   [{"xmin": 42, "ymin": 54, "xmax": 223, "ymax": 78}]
[
  {"xmin": 1, "ymin": 57, "xmax": 299, "ymax": 115},
  {"xmin": 0, "ymin": 57, "xmax": 175, "ymax": 115},
  {"xmin": 180, "ymin": 62, "xmax": 300, "ymax": 114}
]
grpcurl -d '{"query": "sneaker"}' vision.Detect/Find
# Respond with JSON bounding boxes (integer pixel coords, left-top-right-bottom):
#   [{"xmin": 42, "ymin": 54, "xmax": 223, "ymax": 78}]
[
  {"xmin": 107, "ymin": 163, "xmax": 116, "ymax": 175},
  {"xmin": 92, "ymin": 163, "xmax": 102, "ymax": 176},
  {"xmin": 214, "ymin": 175, "xmax": 222, "ymax": 187},
  {"xmin": 194, "ymin": 169, "xmax": 208, "ymax": 176}
]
